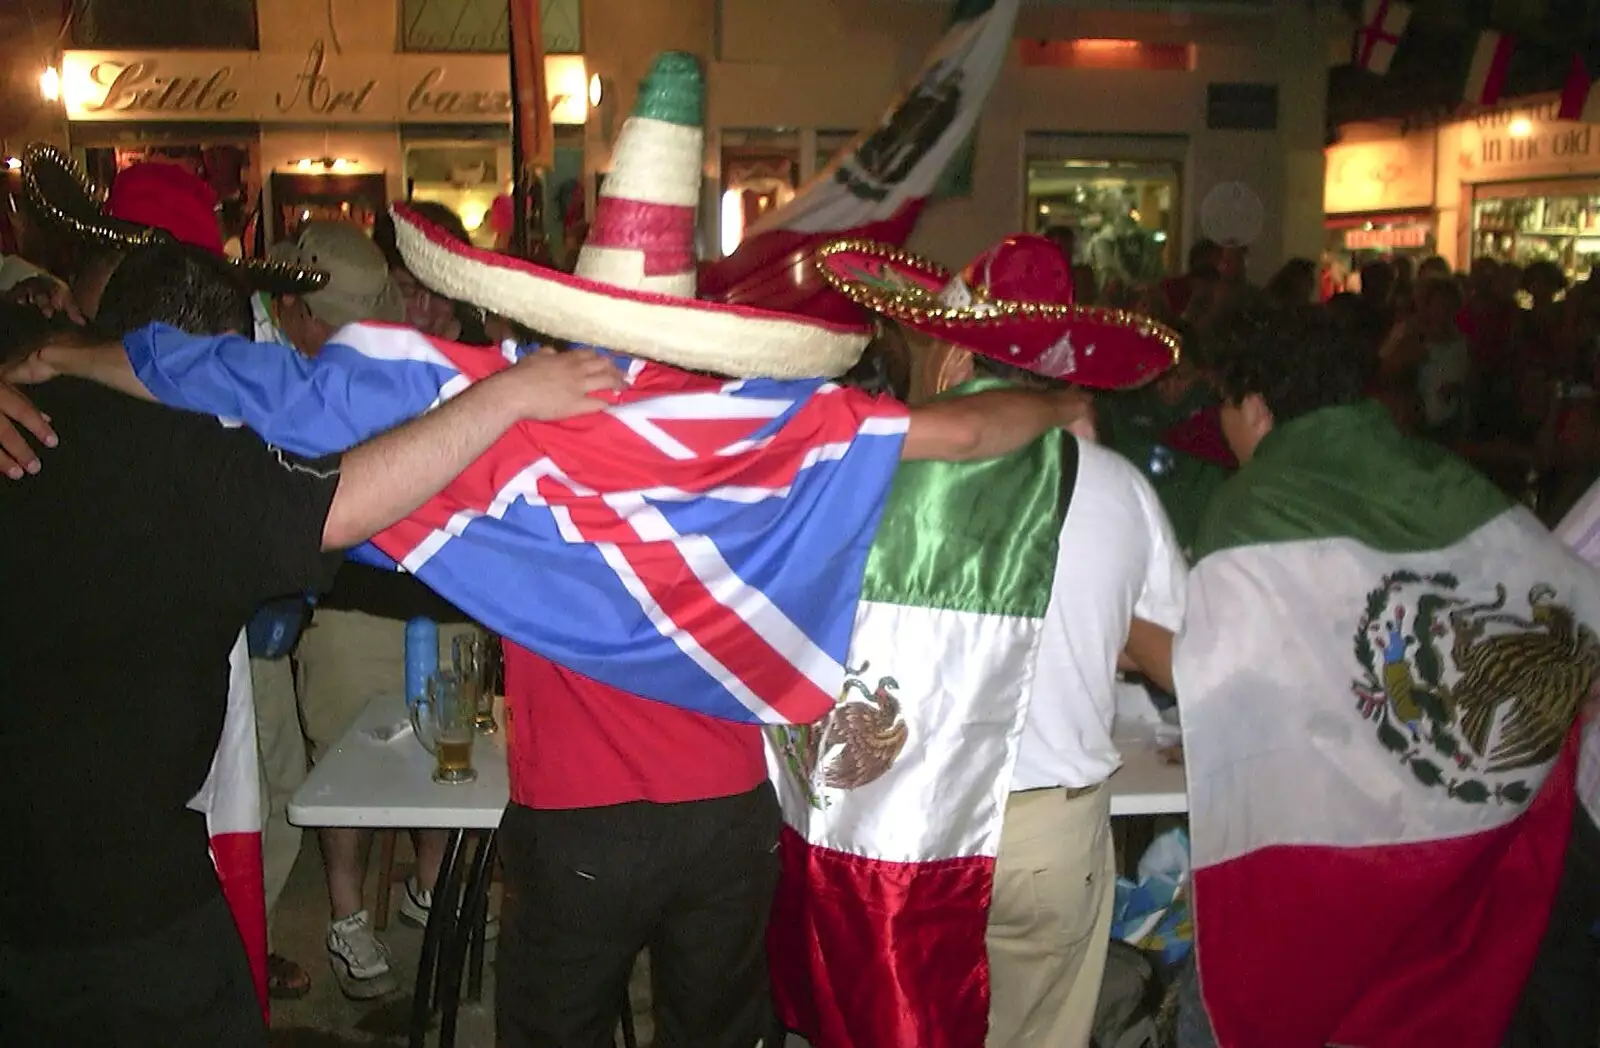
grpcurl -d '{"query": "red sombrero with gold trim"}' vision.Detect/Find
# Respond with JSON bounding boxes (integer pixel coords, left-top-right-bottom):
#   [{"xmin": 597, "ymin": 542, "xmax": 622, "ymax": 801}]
[{"xmin": 818, "ymin": 234, "xmax": 1179, "ymax": 389}]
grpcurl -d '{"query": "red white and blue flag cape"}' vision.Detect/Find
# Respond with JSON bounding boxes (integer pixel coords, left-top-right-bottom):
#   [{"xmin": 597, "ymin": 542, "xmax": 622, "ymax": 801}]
[
  {"xmin": 189, "ymin": 630, "xmax": 269, "ymax": 1020},
  {"xmin": 699, "ymin": 0, "xmax": 1020, "ymax": 322},
  {"xmin": 126, "ymin": 322, "xmax": 908, "ymax": 727}
]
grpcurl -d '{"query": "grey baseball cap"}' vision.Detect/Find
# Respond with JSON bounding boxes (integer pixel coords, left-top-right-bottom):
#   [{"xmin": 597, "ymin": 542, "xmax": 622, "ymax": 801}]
[{"xmin": 269, "ymin": 221, "xmax": 403, "ymax": 328}]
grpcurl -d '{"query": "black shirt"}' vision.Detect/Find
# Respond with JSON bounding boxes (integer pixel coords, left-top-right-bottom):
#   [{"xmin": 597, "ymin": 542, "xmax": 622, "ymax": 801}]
[
  {"xmin": 319, "ymin": 561, "xmax": 471, "ymax": 624},
  {"xmin": 0, "ymin": 379, "xmax": 343, "ymax": 947}
]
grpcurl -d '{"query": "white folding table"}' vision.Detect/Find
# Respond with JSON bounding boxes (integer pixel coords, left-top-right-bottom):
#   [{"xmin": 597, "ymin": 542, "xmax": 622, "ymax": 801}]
[
  {"xmin": 292, "ymin": 689, "xmax": 1189, "ymax": 1047},
  {"xmin": 289, "ymin": 693, "xmax": 519, "ymax": 1048}
]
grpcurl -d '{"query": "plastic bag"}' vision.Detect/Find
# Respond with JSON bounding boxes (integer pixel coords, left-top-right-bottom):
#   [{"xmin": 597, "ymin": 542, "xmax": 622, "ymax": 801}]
[{"xmin": 1111, "ymin": 827, "xmax": 1193, "ymax": 966}]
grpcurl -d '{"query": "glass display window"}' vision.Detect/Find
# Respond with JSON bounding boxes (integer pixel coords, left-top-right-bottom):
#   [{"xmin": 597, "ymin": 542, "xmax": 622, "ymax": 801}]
[
  {"xmin": 1471, "ymin": 180, "xmax": 1600, "ymax": 284},
  {"xmin": 719, "ymin": 129, "xmax": 800, "ymax": 257},
  {"xmin": 1025, "ymin": 157, "xmax": 1181, "ymax": 285}
]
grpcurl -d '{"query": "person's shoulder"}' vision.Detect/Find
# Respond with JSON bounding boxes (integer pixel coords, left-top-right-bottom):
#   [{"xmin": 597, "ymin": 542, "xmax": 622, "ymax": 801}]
[
  {"xmin": 1075, "ymin": 438, "xmax": 1158, "ymax": 500},
  {"xmin": 1070, "ymin": 438, "xmax": 1176, "ymax": 534}
]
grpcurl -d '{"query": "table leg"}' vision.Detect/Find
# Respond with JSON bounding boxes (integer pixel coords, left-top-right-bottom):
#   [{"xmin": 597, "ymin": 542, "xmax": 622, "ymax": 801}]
[
  {"xmin": 466, "ymin": 843, "xmax": 495, "ymax": 1003},
  {"xmin": 409, "ymin": 828, "xmax": 465, "ymax": 1048},
  {"xmin": 438, "ymin": 831, "xmax": 497, "ymax": 1048},
  {"xmin": 618, "ymin": 991, "xmax": 639, "ymax": 1048}
]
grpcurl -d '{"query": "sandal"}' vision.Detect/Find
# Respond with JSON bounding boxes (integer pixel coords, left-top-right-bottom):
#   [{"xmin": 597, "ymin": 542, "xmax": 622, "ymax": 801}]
[{"xmin": 268, "ymin": 952, "xmax": 312, "ymax": 1000}]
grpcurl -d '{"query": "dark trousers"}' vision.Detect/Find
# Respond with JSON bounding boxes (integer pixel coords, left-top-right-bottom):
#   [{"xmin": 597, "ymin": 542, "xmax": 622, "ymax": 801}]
[
  {"xmin": 496, "ymin": 783, "xmax": 783, "ymax": 1048},
  {"xmin": 1507, "ymin": 803, "xmax": 1600, "ymax": 1048},
  {"xmin": 0, "ymin": 892, "xmax": 265, "ymax": 1048}
]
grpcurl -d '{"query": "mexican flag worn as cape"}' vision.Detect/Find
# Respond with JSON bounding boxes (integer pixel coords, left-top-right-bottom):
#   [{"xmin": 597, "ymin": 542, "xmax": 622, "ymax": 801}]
[
  {"xmin": 768, "ymin": 380, "xmax": 1077, "ymax": 1048},
  {"xmin": 1175, "ymin": 401, "xmax": 1600, "ymax": 1048},
  {"xmin": 190, "ymin": 630, "xmax": 269, "ymax": 1019}
]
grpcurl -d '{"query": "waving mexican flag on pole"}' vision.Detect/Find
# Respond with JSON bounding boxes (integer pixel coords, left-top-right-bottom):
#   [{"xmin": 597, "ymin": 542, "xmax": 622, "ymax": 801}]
[
  {"xmin": 1175, "ymin": 402, "xmax": 1600, "ymax": 1048},
  {"xmin": 699, "ymin": 0, "xmax": 1020, "ymax": 323},
  {"xmin": 767, "ymin": 394, "xmax": 1073, "ymax": 1048}
]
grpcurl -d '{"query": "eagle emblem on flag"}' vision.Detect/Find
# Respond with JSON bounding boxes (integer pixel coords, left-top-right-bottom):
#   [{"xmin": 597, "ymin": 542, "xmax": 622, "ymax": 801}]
[
  {"xmin": 1352, "ymin": 571, "xmax": 1600, "ymax": 804},
  {"xmin": 771, "ymin": 661, "xmax": 910, "ymax": 808}
]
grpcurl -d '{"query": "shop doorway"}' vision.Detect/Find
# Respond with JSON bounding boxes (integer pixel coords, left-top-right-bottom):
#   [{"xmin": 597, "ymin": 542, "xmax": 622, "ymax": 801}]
[
  {"xmin": 1025, "ymin": 134, "xmax": 1186, "ymax": 292},
  {"xmin": 269, "ymin": 172, "xmax": 389, "ymax": 240}
]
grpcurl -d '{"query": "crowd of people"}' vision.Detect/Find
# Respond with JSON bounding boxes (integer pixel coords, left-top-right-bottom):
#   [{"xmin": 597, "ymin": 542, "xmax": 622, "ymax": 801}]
[
  {"xmin": 1061, "ymin": 234, "xmax": 1600, "ymax": 536},
  {"xmin": 3, "ymin": 50, "xmax": 1600, "ymax": 1048}
]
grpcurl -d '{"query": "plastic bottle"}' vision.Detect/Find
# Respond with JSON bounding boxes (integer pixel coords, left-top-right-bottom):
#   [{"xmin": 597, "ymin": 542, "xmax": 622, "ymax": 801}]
[{"xmin": 404, "ymin": 617, "xmax": 439, "ymax": 705}]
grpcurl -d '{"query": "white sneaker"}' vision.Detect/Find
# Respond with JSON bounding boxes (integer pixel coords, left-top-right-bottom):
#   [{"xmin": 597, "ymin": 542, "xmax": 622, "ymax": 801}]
[
  {"xmin": 397, "ymin": 874, "xmax": 499, "ymax": 941},
  {"xmin": 326, "ymin": 909, "xmax": 400, "ymax": 1000}
]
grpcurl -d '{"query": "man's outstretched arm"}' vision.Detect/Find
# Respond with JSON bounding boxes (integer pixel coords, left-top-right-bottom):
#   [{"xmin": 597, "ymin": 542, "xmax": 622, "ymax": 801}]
[
  {"xmin": 4, "ymin": 335, "xmax": 623, "ymax": 549},
  {"xmin": 902, "ymin": 387, "xmax": 1094, "ymax": 462},
  {"xmin": 321, "ymin": 348, "xmax": 622, "ymax": 549}
]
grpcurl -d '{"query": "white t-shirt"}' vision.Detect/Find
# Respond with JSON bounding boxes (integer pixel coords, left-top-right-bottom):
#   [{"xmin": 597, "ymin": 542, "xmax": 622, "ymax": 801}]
[
  {"xmin": 1555, "ymin": 478, "xmax": 1600, "ymax": 827},
  {"xmin": 1010, "ymin": 440, "xmax": 1189, "ymax": 791}
]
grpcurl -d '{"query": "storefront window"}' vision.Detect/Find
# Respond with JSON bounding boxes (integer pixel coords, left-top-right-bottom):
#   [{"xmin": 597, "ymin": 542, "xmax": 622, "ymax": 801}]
[
  {"xmin": 1471, "ymin": 183, "xmax": 1600, "ymax": 284},
  {"xmin": 70, "ymin": 0, "xmax": 258, "ymax": 49},
  {"xmin": 720, "ymin": 129, "xmax": 799, "ymax": 256},
  {"xmin": 406, "ymin": 144, "xmax": 505, "ymax": 248},
  {"xmin": 1025, "ymin": 157, "xmax": 1180, "ymax": 286},
  {"xmin": 400, "ymin": 0, "xmax": 581, "ymax": 53}
]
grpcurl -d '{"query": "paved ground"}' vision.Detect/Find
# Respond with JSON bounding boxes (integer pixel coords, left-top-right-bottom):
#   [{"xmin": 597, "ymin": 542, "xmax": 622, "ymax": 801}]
[{"xmin": 265, "ymin": 834, "xmax": 656, "ymax": 1048}]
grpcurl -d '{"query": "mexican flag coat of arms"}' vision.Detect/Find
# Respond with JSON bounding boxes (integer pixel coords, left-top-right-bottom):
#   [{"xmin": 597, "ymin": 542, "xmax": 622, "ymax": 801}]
[
  {"xmin": 767, "ymin": 381, "xmax": 1077, "ymax": 1048},
  {"xmin": 1175, "ymin": 401, "xmax": 1600, "ymax": 1048}
]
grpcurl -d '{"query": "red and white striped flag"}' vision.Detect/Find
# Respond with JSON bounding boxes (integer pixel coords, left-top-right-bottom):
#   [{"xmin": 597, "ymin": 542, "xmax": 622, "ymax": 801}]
[
  {"xmin": 1353, "ymin": 0, "xmax": 1411, "ymax": 75},
  {"xmin": 1559, "ymin": 54, "xmax": 1600, "ymax": 123},
  {"xmin": 1464, "ymin": 30, "xmax": 1515, "ymax": 106},
  {"xmin": 698, "ymin": 0, "xmax": 1020, "ymax": 324},
  {"xmin": 190, "ymin": 630, "xmax": 270, "ymax": 1020}
]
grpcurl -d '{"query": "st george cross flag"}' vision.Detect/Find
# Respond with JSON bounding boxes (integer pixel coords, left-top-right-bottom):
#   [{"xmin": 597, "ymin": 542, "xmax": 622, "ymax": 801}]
[
  {"xmin": 767, "ymin": 395, "xmax": 1072, "ymax": 1048},
  {"xmin": 1175, "ymin": 401, "xmax": 1600, "ymax": 1048},
  {"xmin": 1353, "ymin": 0, "xmax": 1411, "ymax": 76},
  {"xmin": 698, "ymin": 0, "xmax": 1020, "ymax": 322},
  {"xmin": 1559, "ymin": 53, "xmax": 1600, "ymax": 124},
  {"xmin": 125, "ymin": 322, "xmax": 909, "ymax": 727},
  {"xmin": 1463, "ymin": 30, "xmax": 1515, "ymax": 107},
  {"xmin": 189, "ymin": 630, "xmax": 270, "ymax": 1019}
]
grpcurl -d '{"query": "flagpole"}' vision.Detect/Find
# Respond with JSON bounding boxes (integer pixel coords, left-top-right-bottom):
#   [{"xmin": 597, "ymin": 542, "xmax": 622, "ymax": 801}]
[{"xmin": 508, "ymin": 0, "xmax": 550, "ymax": 262}]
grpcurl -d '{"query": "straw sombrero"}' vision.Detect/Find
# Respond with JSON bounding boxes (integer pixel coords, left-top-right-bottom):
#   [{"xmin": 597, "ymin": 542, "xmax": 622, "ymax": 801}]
[
  {"xmin": 22, "ymin": 142, "xmax": 326, "ymax": 295},
  {"xmin": 391, "ymin": 52, "xmax": 869, "ymax": 380},
  {"xmin": 818, "ymin": 234, "xmax": 1180, "ymax": 389}
]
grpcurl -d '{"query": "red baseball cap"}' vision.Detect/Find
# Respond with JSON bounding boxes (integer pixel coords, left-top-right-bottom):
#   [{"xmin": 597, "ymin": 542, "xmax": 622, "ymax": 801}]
[{"xmin": 106, "ymin": 161, "xmax": 225, "ymax": 256}]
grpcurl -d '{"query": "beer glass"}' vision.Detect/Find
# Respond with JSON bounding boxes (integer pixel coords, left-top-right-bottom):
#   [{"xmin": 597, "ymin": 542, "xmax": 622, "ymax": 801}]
[
  {"xmin": 410, "ymin": 670, "xmax": 477, "ymax": 784},
  {"xmin": 453, "ymin": 631, "xmax": 497, "ymax": 735}
]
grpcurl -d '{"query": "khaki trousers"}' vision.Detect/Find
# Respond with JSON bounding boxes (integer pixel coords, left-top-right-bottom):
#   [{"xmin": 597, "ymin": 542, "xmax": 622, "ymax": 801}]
[
  {"xmin": 296, "ymin": 608, "xmax": 478, "ymax": 760},
  {"xmin": 985, "ymin": 784, "xmax": 1116, "ymax": 1048},
  {"xmin": 250, "ymin": 655, "xmax": 307, "ymax": 928}
]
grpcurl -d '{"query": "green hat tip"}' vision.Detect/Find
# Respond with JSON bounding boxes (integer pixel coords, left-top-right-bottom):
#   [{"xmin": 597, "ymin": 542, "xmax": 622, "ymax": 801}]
[{"xmin": 633, "ymin": 51, "xmax": 703, "ymax": 128}]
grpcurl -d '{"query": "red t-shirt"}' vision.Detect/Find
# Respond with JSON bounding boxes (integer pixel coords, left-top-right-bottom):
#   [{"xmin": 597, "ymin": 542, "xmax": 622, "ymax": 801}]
[{"xmin": 503, "ymin": 641, "xmax": 768, "ymax": 810}]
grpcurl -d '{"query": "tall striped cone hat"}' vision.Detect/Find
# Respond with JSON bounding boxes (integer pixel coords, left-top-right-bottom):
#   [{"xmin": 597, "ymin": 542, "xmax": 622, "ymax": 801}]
[
  {"xmin": 392, "ymin": 52, "xmax": 869, "ymax": 379},
  {"xmin": 574, "ymin": 52, "xmax": 700, "ymax": 296}
]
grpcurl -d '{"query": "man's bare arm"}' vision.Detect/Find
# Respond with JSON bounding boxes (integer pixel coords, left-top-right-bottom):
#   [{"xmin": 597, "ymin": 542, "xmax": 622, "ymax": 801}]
[
  {"xmin": 902, "ymin": 388, "xmax": 1094, "ymax": 462},
  {"xmin": 321, "ymin": 349, "xmax": 622, "ymax": 549},
  {"xmin": 28, "ymin": 338, "xmax": 156, "ymax": 401},
  {"xmin": 1123, "ymin": 618, "xmax": 1176, "ymax": 696}
]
